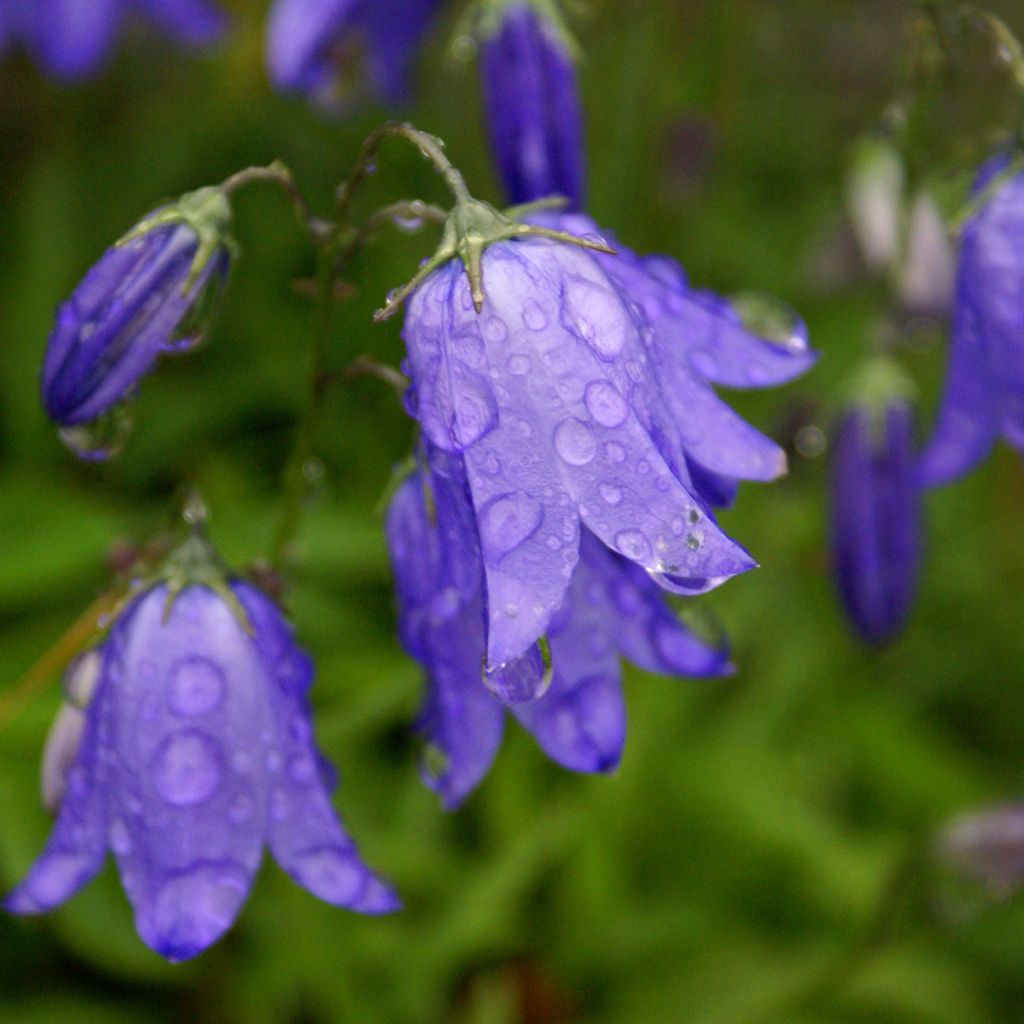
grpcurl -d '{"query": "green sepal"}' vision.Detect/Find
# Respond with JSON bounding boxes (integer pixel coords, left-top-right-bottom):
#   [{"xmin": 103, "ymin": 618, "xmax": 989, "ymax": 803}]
[{"xmin": 116, "ymin": 185, "xmax": 236, "ymax": 294}]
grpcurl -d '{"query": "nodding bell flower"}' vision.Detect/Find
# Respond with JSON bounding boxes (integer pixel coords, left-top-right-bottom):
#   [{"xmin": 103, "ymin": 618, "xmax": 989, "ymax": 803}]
[
  {"xmin": 2, "ymin": 0, "xmax": 225, "ymax": 81},
  {"xmin": 829, "ymin": 360, "xmax": 921, "ymax": 644},
  {"xmin": 386, "ymin": 447, "xmax": 732, "ymax": 809},
  {"xmin": 266, "ymin": 0, "xmax": 440, "ymax": 110},
  {"xmin": 5, "ymin": 531, "xmax": 397, "ymax": 962},
  {"xmin": 478, "ymin": 1, "xmax": 585, "ymax": 208},
  {"xmin": 391, "ymin": 199, "xmax": 812, "ymax": 673},
  {"xmin": 40, "ymin": 186, "xmax": 233, "ymax": 460},
  {"xmin": 918, "ymin": 157, "xmax": 1024, "ymax": 486}
]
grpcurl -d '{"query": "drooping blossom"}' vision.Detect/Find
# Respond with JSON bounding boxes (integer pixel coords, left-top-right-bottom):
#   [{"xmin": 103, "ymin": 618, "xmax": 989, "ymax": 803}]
[
  {"xmin": 918, "ymin": 159, "xmax": 1024, "ymax": 486},
  {"xmin": 266, "ymin": 0, "xmax": 440, "ymax": 109},
  {"xmin": 40, "ymin": 187, "xmax": 232, "ymax": 457},
  {"xmin": 478, "ymin": 2, "xmax": 584, "ymax": 208},
  {"xmin": 398, "ymin": 210, "xmax": 813, "ymax": 673},
  {"xmin": 5, "ymin": 571, "xmax": 397, "ymax": 962},
  {"xmin": 386, "ymin": 446, "xmax": 732, "ymax": 809},
  {"xmin": 830, "ymin": 391, "xmax": 920, "ymax": 644},
  {"xmin": 2, "ymin": 0, "xmax": 225, "ymax": 81}
]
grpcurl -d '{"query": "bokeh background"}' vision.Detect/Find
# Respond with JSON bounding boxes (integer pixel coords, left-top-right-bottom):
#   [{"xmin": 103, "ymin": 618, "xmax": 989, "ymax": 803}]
[{"xmin": 3, "ymin": 1, "xmax": 1024, "ymax": 1021}]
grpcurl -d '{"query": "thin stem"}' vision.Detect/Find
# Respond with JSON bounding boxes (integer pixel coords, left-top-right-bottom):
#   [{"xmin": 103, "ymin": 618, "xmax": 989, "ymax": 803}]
[
  {"xmin": 334, "ymin": 121, "xmax": 471, "ymax": 224},
  {"xmin": 220, "ymin": 161, "xmax": 324, "ymax": 241},
  {"xmin": 269, "ymin": 237, "xmax": 339, "ymax": 573}
]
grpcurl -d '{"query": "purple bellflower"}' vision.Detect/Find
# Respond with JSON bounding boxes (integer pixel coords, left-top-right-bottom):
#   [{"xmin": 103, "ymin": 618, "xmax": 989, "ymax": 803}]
[
  {"xmin": 386, "ymin": 446, "xmax": 732, "ymax": 809},
  {"xmin": 266, "ymin": 0, "xmax": 440, "ymax": 110},
  {"xmin": 479, "ymin": 2, "xmax": 585, "ymax": 208},
  {"xmin": 40, "ymin": 187, "xmax": 232, "ymax": 458},
  {"xmin": 3, "ymin": 0, "xmax": 225, "ymax": 81},
  {"xmin": 918, "ymin": 159, "xmax": 1024, "ymax": 487},
  {"xmin": 398, "ymin": 209, "xmax": 813, "ymax": 675},
  {"xmin": 5, "ymin": 562, "xmax": 397, "ymax": 962},
  {"xmin": 830, "ymin": 382, "xmax": 920, "ymax": 644}
]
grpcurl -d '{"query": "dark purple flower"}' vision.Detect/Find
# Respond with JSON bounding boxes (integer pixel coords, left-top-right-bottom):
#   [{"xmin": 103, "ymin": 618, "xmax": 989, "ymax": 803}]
[
  {"xmin": 40, "ymin": 188, "xmax": 231, "ymax": 446},
  {"xmin": 399, "ymin": 212, "xmax": 812, "ymax": 671},
  {"xmin": 386, "ymin": 448, "xmax": 731, "ymax": 808},
  {"xmin": 918, "ymin": 161, "xmax": 1024, "ymax": 486},
  {"xmin": 830, "ymin": 398, "xmax": 920, "ymax": 644},
  {"xmin": 5, "ymin": 0, "xmax": 225, "ymax": 81},
  {"xmin": 5, "ymin": 579, "xmax": 397, "ymax": 962},
  {"xmin": 266, "ymin": 0, "xmax": 440, "ymax": 109},
  {"xmin": 479, "ymin": 2, "xmax": 584, "ymax": 208}
]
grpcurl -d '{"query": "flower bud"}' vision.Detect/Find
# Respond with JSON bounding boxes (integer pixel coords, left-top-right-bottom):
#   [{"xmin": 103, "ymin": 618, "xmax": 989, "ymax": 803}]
[{"xmin": 40, "ymin": 186, "xmax": 233, "ymax": 459}]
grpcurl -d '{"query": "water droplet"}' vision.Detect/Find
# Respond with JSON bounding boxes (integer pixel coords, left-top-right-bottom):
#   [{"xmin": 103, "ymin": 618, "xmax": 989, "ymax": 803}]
[
  {"xmin": 637, "ymin": 460, "xmax": 650, "ymax": 475},
  {"xmin": 182, "ymin": 493, "xmax": 209, "ymax": 525},
  {"xmin": 562, "ymin": 278, "xmax": 631, "ymax": 358},
  {"xmin": 151, "ymin": 731, "xmax": 222, "ymax": 807},
  {"xmin": 57, "ymin": 406, "xmax": 133, "ymax": 462},
  {"xmin": 507, "ymin": 353, "xmax": 531, "ymax": 375},
  {"xmin": 686, "ymin": 531, "xmax": 704, "ymax": 551},
  {"xmin": 554, "ymin": 418, "xmax": 597, "ymax": 465},
  {"xmin": 482, "ymin": 316, "xmax": 508, "ymax": 343},
  {"xmin": 168, "ymin": 657, "xmax": 225, "ymax": 717},
  {"xmin": 545, "ymin": 535, "xmax": 562, "ymax": 550},
  {"xmin": 522, "ymin": 299, "xmax": 548, "ymax": 331},
  {"xmin": 688, "ymin": 508, "xmax": 702, "ymax": 524},
  {"xmin": 604, "ymin": 441, "xmax": 626, "ymax": 463},
  {"xmin": 730, "ymin": 291, "xmax": 807, "ymax": 352},
  {"xmin": 484, "ymin": 643, "xmax": 552, "ymax": 703},
  {"xmin": 504, "ymin": 602, "xmax": 520, "ymax": 618},
  {"xmin": 584, "ymin": 380, "xmax": 628, "ymax": 427},
  {"xmin": 615, "ymin": 530, "xmax": 652, "ymax": 562},
  {"xmin": 479, "ymin": 491, "xmax": 544, "ymax": 563},
  {"xmin": 483, "ymin": 450, "xmax": 501, "ymax": 474},
  {"xmin": 670, "ymin": 516, "xmax": 685, "ymax": 536},
  {"xmin": 292, "ymin": 846, "xmax": 364, "ymax": 903},
  {"xmin": 599, "ymin": 482, "xmax": 623, "ymax": 505},
  {"xmin": 109, "ymin": 818, "xmax": 132, "ymax": 855}
]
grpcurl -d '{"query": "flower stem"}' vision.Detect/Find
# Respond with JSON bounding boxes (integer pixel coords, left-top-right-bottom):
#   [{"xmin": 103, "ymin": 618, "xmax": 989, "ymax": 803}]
[
  {"xmin": 268, "ymin": 236, "xmax": 339, "ymax": 574},
  {"xmin": 219, "ymin": 161, "xmax": 326, "ymax": 243},
  {"xmin": 334, "ymin": 121, "xmax": 472, "ymax": 223}
]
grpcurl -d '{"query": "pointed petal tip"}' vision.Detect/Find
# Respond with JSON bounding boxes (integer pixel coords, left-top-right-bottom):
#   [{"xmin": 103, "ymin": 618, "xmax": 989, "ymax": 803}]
[{"xmin": 352, "ymin": 877, "xmax": 402, "ymax": 915}]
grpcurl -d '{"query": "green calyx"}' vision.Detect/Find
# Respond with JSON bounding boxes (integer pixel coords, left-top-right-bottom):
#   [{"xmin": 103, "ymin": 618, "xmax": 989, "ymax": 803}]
[
  {"xmin": 476, "ymin": 0, "xmax": 579, "ymax": 59},
  {"xmin": 373, "ymin": 194, "xmax": 614, "ymax": 321},
  {"xmin": 153, "ymin": 520, "xmax": 253, "ymax": 635},
  {"xmin": 117, "ymin": 185, "xmax": 236, "ymax": 293},
  {"xmin": 845, "ymin": 354, "xmax": 916, "ymax": 446}
]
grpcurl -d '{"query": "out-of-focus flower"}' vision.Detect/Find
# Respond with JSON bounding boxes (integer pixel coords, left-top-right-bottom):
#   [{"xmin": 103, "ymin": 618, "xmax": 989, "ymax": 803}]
[
  {"xmin": 40, "ymin": 187, "xmax": 232, "ymax": 459},
  {"xmin": 897, "ymin": 191, "xmax": 955, "ymax": 318},
  {"xmin": 266, "ymin": 0, "xmax": 440, "ymax": 110},
  {"xmin": 846, "ymin": 137, "xmax": 905, "ymax": 274},
  {"xmin": 386, "ymin": 448, "xmax": 732, "ymax": 809},
  {"xmin": 478, "ymin": 1, "xmax": 584, "ymax": 207},
  {"xmin": 940, "ymin": 802, "xmax": 1024, "ymax": 897},
  {"xmin": 399, "ymin": 209, "xmax": 812, "ymax": 672},
  {"xmin": 830, "ymin": 364, "xmax": 920, "ymax": 644},
  {"xmin": 3, "ymin": 0, "xmax": 225, "ymax": 81},
  {"xmin": 918, "ymin": 159, "xmax": 1024, "ymax": 487},
  {"xmin": 5, "ymin": 547, "xmax": 397, "ymax": 962}
]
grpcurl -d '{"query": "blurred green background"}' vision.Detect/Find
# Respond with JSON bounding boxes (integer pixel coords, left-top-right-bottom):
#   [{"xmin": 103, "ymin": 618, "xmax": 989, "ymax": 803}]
[{"xmin": 3, "ymin": 1, "xmax": 1024, "ymax": 1021}]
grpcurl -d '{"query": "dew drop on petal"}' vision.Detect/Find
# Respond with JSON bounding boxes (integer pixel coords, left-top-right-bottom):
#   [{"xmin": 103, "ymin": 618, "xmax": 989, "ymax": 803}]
[
  {"xmin": 167, "ymin": 657, "xmax": 225, "ymax": 717},
  {"xmin": 478, "ymin": 491, "xmax": 544, "ymax": 563},
  {"xmin": 554, "ymin": 418, "xmax": 597, "ymax": 465},
  {"xmin": 604, "ymin": 441, "xmax": 626, "ymax": 464},
  {"xmin": 522, "ymin": 299, "xmax": 548, "ymax": 331},
  {"xmin": 614, "ymin": 530, "xmax": 653, "ymax": 563},
  {"xmin": 151, "ymin": 731, "xmax": 222, "ymax": 807},
  {"xmin": 507, "ymin": 353, "xmax": 531, "ymax": 375},
  {"xmin": 599, "ymin": 482, "xmax": 623, "ymax": 505},
  {"xmin": 584, "ymin": 380, "xmax": 628, "ymax": 427}
]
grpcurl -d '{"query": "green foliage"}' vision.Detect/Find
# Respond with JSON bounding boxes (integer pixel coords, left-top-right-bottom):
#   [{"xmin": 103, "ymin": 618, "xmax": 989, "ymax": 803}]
[{"xmin": 1, "ymin": 1, "xmax": 1024, "ymax": 1021}]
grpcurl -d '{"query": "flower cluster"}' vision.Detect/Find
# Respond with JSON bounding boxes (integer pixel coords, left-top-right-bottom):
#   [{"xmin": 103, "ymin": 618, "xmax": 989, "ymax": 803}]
[{"xmin": 0, "ymin": 0, "xmax": 225, "ymax": 80}]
